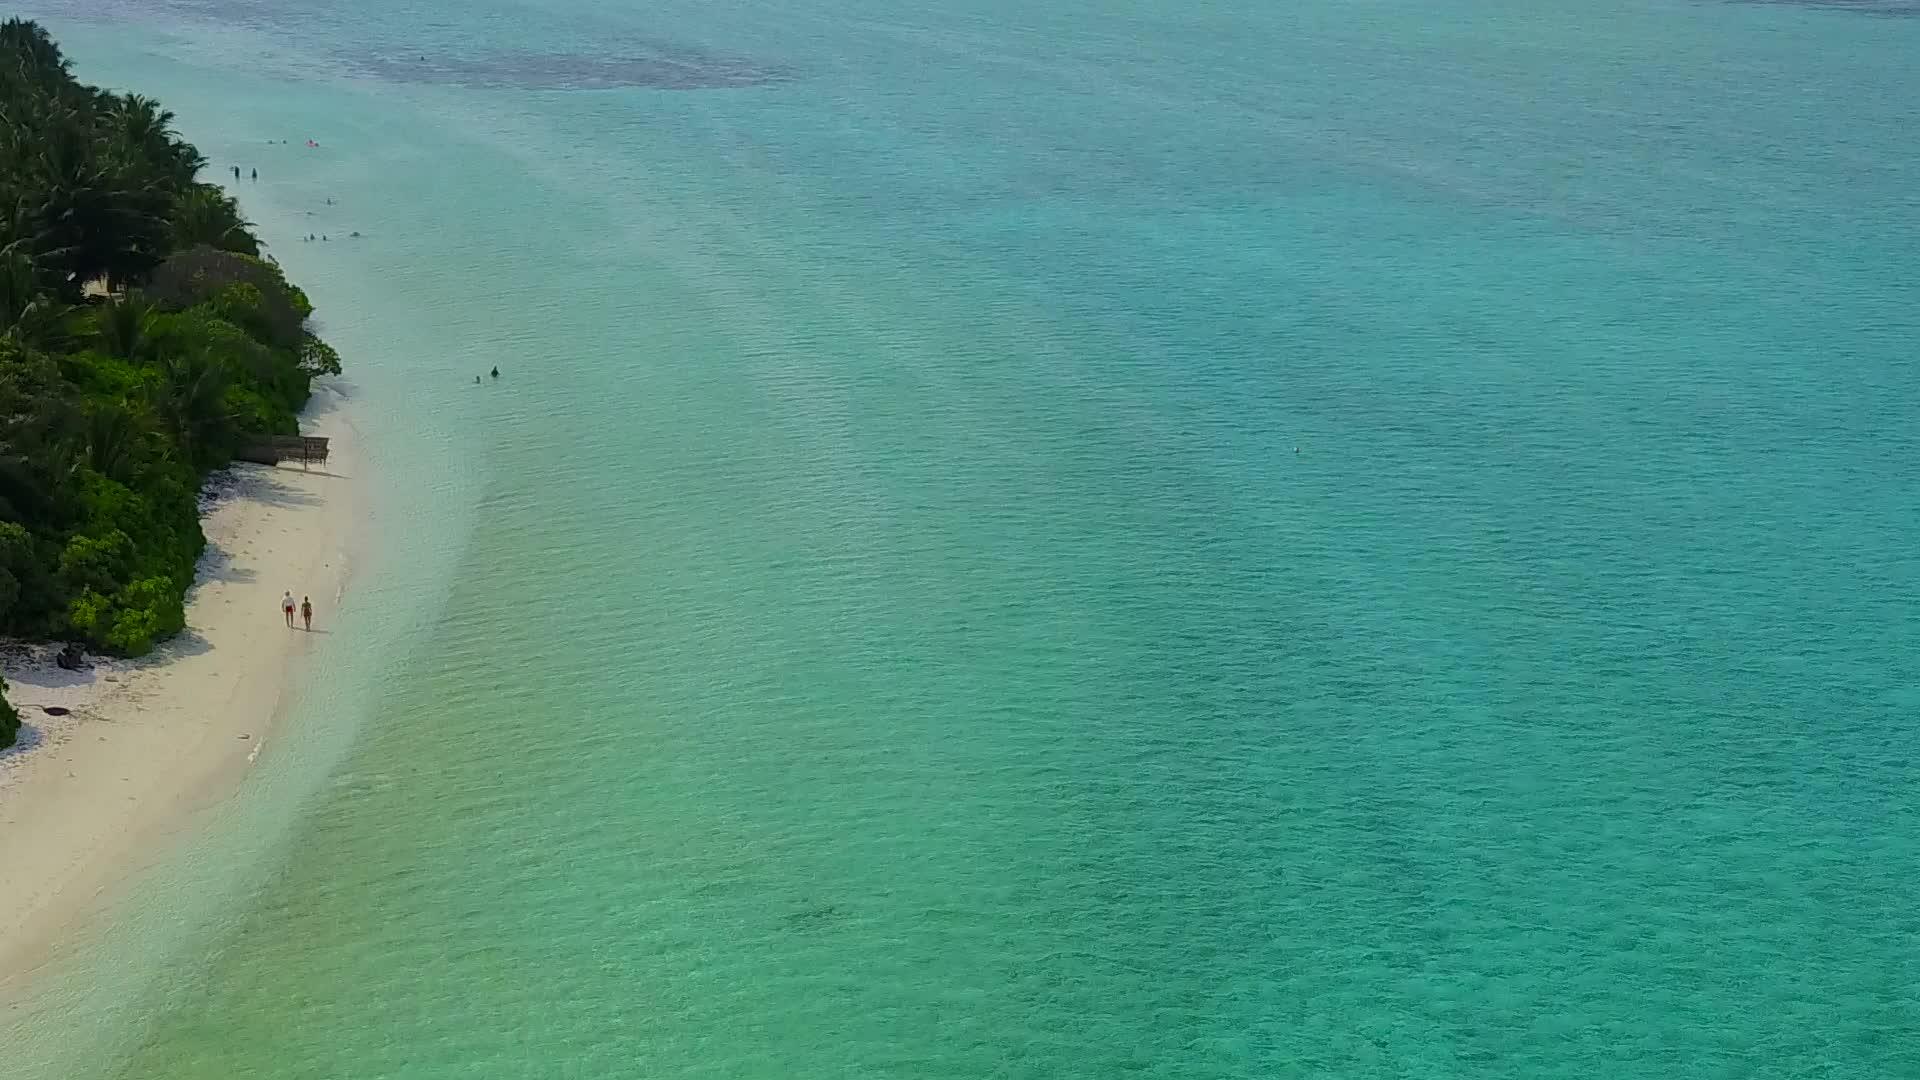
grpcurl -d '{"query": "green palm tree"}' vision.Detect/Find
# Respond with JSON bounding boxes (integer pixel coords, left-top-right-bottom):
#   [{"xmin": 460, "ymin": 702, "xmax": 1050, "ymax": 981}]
[
  {"xmin": 0, "ymin": 242, "xmax": 71, "ymax": 348},
  {"xmin": 0, "ymin": 341, "xmax": 79, "ymax": 521},
  {"xmin": 110, "ymin": 93, "xmax": 204, "ymax": 189},
  {"xmin": 0, "ymin": 93, "xmax": 173, "ymax": 297},
  {"xmin": 82, "ymin": 401, "xmax": 151, "ymax": 483},
  {"xmin": 170, "ymin": 185, "xmax": 259, "ymax": 256},
  {"xmin": 95, "ymin": 291, "xmax": 157, "ymax": 361},
  {"xmin": 0, "ymin": 18, "xmax": 71, "ymax": 88},
  {"xmin": 154, "ymin": 348, "xmax": 232, "ymax": 464}
]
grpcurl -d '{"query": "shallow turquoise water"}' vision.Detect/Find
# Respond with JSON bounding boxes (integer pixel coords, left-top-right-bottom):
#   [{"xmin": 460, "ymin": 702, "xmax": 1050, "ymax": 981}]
[{"xmin": 10, "ymin": 0, "xmax": 1920, "ymax": 1075}]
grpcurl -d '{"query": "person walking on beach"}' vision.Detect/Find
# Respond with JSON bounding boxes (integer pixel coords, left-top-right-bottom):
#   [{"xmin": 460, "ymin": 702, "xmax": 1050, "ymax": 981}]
[
  {"xmin": 281, "ymin": 591, "xmax": 297, "ymax": 628},
  {"xmin": 301, "ymin": 596, "xmax": 313, "ymax": 631},
  {"xmin": 251, "ymin": 167, "xmax": 257, "ymax": 181}
]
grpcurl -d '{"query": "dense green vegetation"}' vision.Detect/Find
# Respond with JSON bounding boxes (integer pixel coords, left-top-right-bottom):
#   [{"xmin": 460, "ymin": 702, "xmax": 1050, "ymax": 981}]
[
  {"xmin": 0, "ymin": 674, "xmax": 16, "ymax": 748},
  {"xmin": 0, "ymin": 20, "xmax": 339, "ymax": 743}
]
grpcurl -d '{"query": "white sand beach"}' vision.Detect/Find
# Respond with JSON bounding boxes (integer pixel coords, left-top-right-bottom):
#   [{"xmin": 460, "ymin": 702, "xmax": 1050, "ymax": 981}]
[{"xmin": 0, "ymin": 394, "xmax": 358, "ymax": 991}]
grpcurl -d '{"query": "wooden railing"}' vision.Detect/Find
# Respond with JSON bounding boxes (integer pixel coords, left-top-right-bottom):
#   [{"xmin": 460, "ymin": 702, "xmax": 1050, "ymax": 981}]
[{"xmin": 237, "ymin": 435, "xmax": 330, "ymax": 468}]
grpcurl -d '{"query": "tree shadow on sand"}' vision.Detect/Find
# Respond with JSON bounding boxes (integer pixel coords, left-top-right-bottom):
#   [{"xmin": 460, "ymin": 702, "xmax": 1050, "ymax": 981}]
[
  {"xmin": 144, "ymin": 629, "xmax": 213, "ymax": 662},
  {"xmin": 196, "ymin": 543, "xmax": 258, "ymax": 586},
  {"xmin": 0, "ymin": 719, "xmax": 47, "ymax": 761},
  {"xmin": 232, "ymin": 466, "xmax": 325, "ymax": 511}
]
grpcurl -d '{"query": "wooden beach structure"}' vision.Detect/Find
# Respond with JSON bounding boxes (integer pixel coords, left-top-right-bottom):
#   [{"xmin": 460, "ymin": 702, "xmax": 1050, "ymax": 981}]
[{"xmin": 238, "ymin": 435, "xmax": 330, "ymax": 469}]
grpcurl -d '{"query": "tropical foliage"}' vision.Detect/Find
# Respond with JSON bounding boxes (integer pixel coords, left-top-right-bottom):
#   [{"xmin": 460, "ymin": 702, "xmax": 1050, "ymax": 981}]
[
  {"xmin": 0, "ymin": 20, "xmax": 341, "ymax": 742},
  {"xmin": 0, "ymin": 674, "xmax": 16, "ymax": 748}
]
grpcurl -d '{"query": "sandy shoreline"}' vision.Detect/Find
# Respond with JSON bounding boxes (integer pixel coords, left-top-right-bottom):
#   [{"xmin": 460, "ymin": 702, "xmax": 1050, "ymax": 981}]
[{"xmin": 0, "ymin": 387, "xmax": 358, "ymax": 993}]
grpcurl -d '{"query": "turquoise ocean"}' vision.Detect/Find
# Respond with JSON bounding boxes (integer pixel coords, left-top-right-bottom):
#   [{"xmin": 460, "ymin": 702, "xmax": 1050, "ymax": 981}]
[{"xmin": 7, "ymin": 0, "xmax": 1920, "ymax": 1075}]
